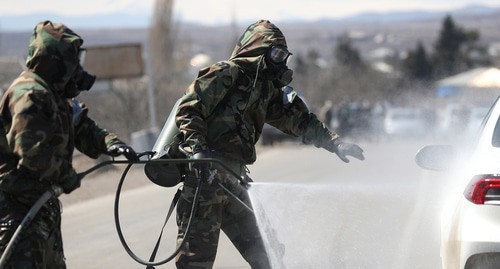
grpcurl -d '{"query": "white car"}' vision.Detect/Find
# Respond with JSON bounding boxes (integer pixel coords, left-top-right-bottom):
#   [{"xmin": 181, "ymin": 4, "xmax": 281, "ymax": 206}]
[
  {"xmin": 415, "ymin": 97, "xmax": 500, "ymax": 268},
  {"xmin": 465, "ymin": 106, "xmax": 490, "ymax": 138}
]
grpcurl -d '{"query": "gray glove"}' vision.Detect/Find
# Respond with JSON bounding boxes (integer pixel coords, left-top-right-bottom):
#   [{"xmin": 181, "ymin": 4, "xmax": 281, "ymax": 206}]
[
  {"xmin": 325, "ymin": 140, "xmax": 365, "ymax": 163},
  {"xmin": 107, "ymin": 143, "xmax": 139, "ymax": 162}
]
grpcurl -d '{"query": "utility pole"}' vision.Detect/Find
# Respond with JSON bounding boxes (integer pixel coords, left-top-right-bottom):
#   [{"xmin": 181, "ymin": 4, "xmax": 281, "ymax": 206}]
[
  {"xmin": 148, "ymin": 0, "xmax": 174, "ymax": 130},
  {"xmin": 228, "ymin": 2, "xmax": 239, "ymax": 55},
  {"xmin": 0, "ymin": 21, "xmax": 2, "ymax": 55}
]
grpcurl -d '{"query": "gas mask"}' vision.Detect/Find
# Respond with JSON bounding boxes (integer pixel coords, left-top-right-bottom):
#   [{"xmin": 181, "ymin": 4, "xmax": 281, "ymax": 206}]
[
  {"xmin": 63, "ymin": 49, "xmax": 96, "ymax": 98},
  {"xmin": 264, "ymin": 45, "xmax": 293, "ymax": 88},
  {"xmin": 63, "ymin": 66, "xmax": 96, "ymax": 98}
]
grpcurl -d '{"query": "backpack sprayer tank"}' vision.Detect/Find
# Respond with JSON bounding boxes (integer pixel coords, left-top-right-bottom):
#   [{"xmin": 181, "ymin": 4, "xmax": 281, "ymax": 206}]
[{"xmin": 144, "ymin": 98, "xmax": 185, "ymax": 187}]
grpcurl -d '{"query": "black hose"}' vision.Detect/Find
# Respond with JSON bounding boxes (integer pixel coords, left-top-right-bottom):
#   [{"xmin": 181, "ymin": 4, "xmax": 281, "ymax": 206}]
[
  {"xmin": 0, "ymin": 153, "xmax": 253, "ymax": 268},
  {"xmin": 113, "ymin": 161, "xmax": 203, "ymax": 267},
  {"xmin": 112, "ymin": 155, "xmax": 253, "ymax": 266},
  {"xmin": 0, "ymin": 185, "xmax": 64, "ymax": 268}
]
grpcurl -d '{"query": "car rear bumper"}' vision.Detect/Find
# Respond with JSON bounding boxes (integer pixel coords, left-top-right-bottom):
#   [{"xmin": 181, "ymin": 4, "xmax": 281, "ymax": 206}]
[{"xmin": 441, "ymin": 199, "xmax": 500, "ymax": 268}]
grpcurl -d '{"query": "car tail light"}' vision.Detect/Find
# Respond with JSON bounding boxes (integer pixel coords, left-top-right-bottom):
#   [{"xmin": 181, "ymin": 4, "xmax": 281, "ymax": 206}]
[{"xmin": 464, "ymin": 175, "xmax": 500, "ymax": 204}]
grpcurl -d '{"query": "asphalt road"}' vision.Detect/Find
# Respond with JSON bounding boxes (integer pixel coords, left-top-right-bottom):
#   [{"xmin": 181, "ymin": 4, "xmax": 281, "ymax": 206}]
[{"xmin": 61, "ymin": 139, "xmax": 451, "ymax": 269}]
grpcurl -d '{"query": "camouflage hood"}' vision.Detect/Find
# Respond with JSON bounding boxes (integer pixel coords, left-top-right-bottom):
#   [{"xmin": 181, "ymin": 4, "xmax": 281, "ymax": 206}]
[
  {"xmin": 25, "ymin": 21, "xmax": 83, "ymax": 94},
  {"xmin": 229, "ymin": 20, "xmax": 287, "ymax": 75}
]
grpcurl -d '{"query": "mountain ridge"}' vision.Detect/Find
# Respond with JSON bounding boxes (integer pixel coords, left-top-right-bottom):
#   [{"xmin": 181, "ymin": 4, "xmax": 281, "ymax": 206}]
[{"xmin": 1, "ymin": 4, "xmax": 499, "ymax": 31}]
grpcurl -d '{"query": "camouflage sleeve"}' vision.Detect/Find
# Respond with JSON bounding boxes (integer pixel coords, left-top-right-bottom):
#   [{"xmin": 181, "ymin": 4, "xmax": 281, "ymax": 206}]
[
  {"xmin": 266, "ymin": 88, "xmax": 339, "ymax": 148},
  {"xmin": 176, "ymin": 62, "xmax": 238, "ymax": 151},
  {"xmin": 71, "ymin": 100, "xmax": 122, "ymax": 158},
  {"xmin": 8, "ymin": 89, "xmax": 75, "ymax": 184}
]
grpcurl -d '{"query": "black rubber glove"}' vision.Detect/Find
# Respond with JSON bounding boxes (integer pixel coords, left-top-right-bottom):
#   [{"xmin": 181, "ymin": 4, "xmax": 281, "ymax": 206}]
[
  {"xmin": 62, "ymin": 173, "xmax": 83, "ymax": 194},
  {"xmin": 325, "ymin": 139, "xmax": 365, "ymax": 163},
  {"xmin": 191, "ymin": 150, "xmax": 211, "ymax": 184},
  {"xmin": 107, "ymin": 143, "xmax": 139, "ymax": 162}
]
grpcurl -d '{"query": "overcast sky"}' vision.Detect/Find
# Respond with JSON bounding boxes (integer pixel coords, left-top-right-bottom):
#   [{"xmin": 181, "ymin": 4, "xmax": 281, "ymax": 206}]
[{"xmin": 1, "ymin": 0, "xmax": 499, "ymax": 30}]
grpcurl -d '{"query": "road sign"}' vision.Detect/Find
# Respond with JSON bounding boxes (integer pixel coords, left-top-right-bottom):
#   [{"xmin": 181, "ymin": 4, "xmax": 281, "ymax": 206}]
[{"xmin": 83, "ymin": 43, "xmax": 144, "ymax": 79}]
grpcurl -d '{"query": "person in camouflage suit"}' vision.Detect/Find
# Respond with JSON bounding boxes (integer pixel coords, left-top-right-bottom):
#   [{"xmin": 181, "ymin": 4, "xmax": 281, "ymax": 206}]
[
  {"xmin": 174, "ymin": 20, "xmax": 365, "ymax": 269},
  {"xmin": 0, "ymin": 21, "xmax": 138, "ymax": 268}
]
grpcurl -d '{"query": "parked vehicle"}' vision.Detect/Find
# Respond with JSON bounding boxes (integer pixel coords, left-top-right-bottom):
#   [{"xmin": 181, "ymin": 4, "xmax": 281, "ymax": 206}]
[
  {"xmin": 383, "ymin": 107, "xmax": 434, "ymax": 138},
  {"xmin": 440, "ymin": 103, "xmax": 469, "ymax": 138},
  {"xmin": 439, "ymin": 104, "xmax": 490, "ymax": 141},
  {"xmin": 415, "ymin": 97, "xmax": 500, "ymax": 269}
]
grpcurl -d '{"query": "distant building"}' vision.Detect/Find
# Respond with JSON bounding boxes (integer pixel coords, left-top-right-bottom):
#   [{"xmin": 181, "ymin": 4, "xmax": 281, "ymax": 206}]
[{"xmin": 436, "ymin": 67, "xmax": 500, "ymax": 104}]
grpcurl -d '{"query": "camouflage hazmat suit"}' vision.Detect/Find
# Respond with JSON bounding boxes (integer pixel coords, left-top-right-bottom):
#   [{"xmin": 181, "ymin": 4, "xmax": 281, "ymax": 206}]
[
  {"xmin": 0, "ymin": 21, "xmax": 136, "ymax": 268},
  {"xmin": 175, "ymin": 20, "xmax": 365, "ymax": 269}
]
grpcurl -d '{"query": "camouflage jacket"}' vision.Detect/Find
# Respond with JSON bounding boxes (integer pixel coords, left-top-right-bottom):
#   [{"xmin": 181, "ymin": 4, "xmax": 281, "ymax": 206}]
[
  {"xmin": 0, "ymin": 71, "xmax": 120, "ymax": 194},
  {"xmin": 176, "ymin": 20, "xmax": 338, "ymax": 164},
  {"xmin": 0, "ymin": 21, "xmax": 121, "ymax": 195}
]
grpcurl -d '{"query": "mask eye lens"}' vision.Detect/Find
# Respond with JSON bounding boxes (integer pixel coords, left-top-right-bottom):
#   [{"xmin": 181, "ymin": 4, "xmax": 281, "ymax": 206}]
[
  {"xmin": 78, "ymin": 48, "xmax": 87, "ymax": 65},
  {"xmin": 269, "ymin": 46, "xmax": 290, "ymax": 63}
]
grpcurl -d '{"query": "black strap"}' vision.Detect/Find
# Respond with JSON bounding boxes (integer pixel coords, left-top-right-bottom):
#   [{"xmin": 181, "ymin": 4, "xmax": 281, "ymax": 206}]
[{"xmin": 146, "ymin": 187, "xmax": 182, "ymax": 269}]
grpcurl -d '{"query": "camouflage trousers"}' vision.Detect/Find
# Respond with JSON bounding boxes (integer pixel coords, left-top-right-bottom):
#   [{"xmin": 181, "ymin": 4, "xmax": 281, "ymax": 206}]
[
  {"xmin": 0, "ymin": 192, "xmax": 66, "ymax": 269},
  {"xmin": 176, "ymin": 165, "xmax": 271, "ymax": 269}
]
